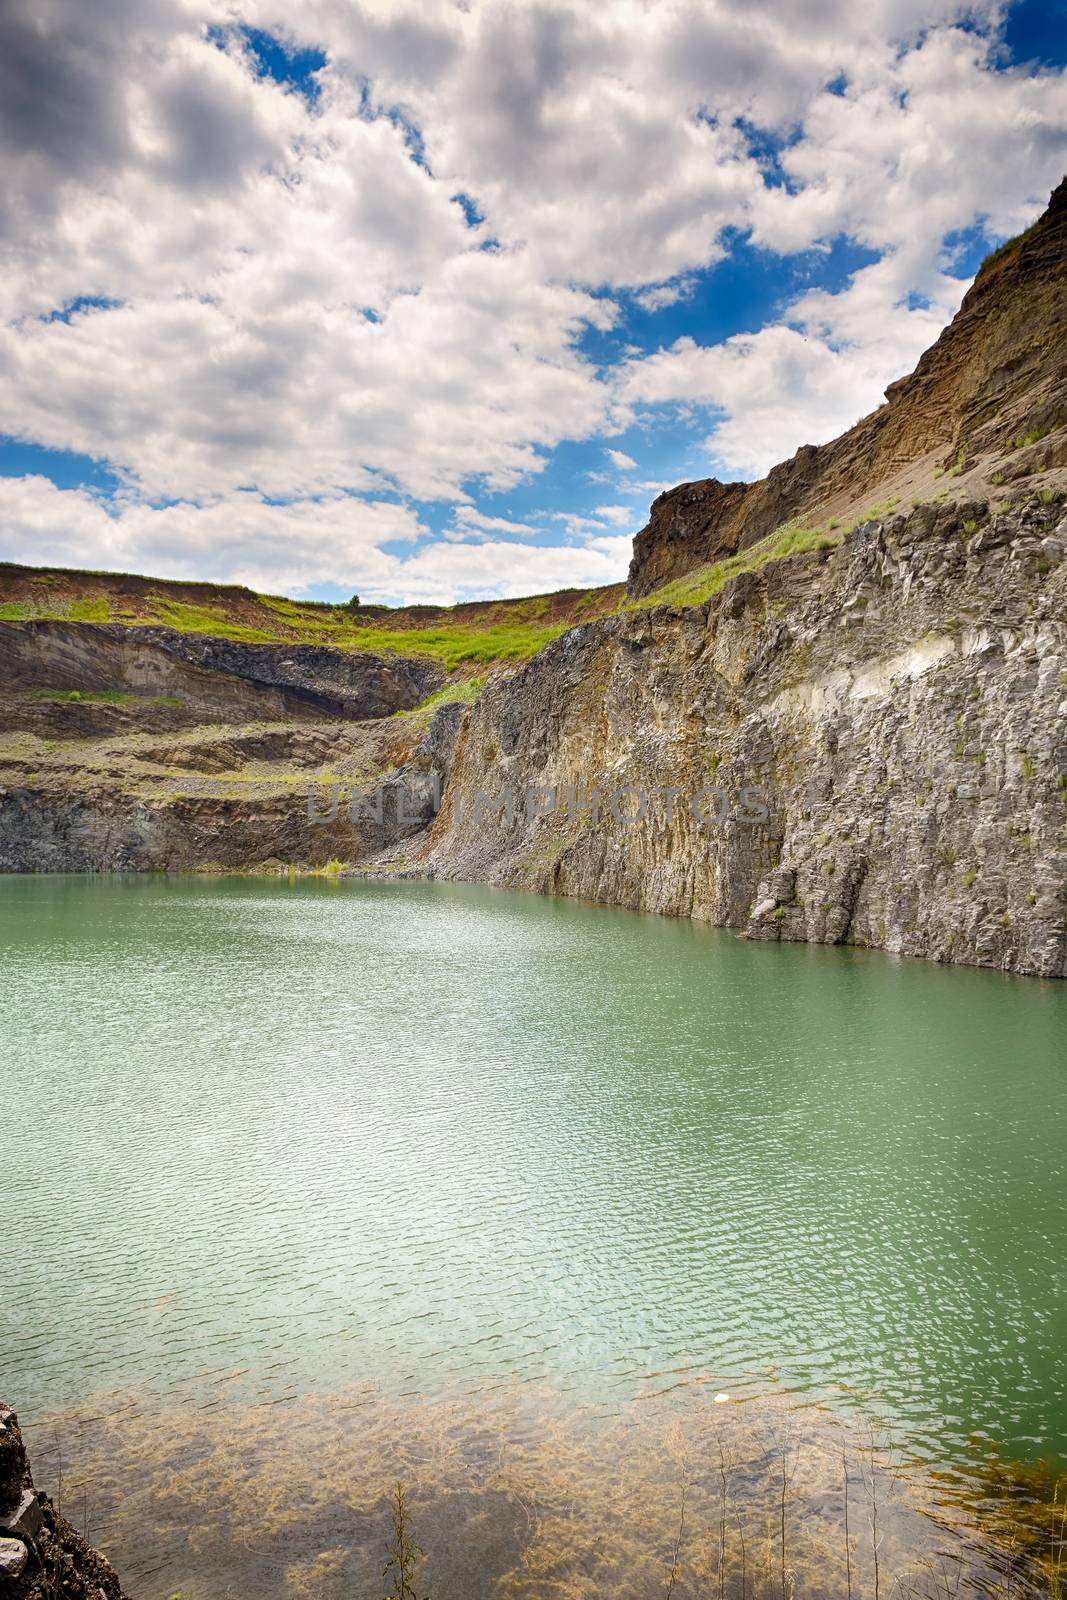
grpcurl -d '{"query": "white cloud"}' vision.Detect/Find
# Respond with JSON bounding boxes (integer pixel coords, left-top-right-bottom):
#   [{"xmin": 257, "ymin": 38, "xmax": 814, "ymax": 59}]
[
  {"xmin": 618, "ymin": 256, "xmax": 966, "ymax": 478},
  {"xmin": 593, "ymin": 504, "xmax": 639, "ymax": 526},
  {"xmin": 0, "ymin": 0, "xmax": 1064, "ymax": 596},
  {"xmin": 632, "ymin": 279, "xmax": 696, "ymax": 313},
  {"xmin": 0, "ymin": 475, "xmax": 426, "ymax": 594},
  {"xmin": 451, "ymin": 506, "xmax": 543, "ymax": 537},
  {"xmin": 0, "ymin": 475, "xmax": 631, "ymax": 603}
]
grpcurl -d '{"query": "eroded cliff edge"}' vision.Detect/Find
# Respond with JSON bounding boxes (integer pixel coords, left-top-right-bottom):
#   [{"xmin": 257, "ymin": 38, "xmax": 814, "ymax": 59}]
[
  {"xmin": 627, "ymin": 176, "xmax": 1067, "ymax": 598},
  {"xmin": 413, "ymin": 496, "xmax": 1067, "ymax": 978}
]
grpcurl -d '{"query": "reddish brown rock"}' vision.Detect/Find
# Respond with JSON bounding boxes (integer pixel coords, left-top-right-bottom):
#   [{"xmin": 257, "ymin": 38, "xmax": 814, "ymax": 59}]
[{"xmin": 628, "ymin": 176, "xmax": 1067, "ymax": 598}]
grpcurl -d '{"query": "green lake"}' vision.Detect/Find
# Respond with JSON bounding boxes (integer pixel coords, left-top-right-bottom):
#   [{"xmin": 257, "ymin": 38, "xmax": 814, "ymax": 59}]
[{"xmin": 2, "ymin": 874, "xmax": 1065, "ymax": 1596}]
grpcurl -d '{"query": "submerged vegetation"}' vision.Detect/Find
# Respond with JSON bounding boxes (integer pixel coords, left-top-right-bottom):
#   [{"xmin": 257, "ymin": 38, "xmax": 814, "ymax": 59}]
[
  {"xmin": 382, "ymin": 1483, "xmax": 430, "ymax": 1600},
  {"xmin": 33, "ymin": 1388, "xmax": 1061, "ymax": 1600}
]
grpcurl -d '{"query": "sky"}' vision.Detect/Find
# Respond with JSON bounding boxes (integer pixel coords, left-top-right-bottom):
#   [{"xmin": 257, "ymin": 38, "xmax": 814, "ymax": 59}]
[{"xmin": 0, "ymin": 0, "xmax": 1065, "ymax": 606}]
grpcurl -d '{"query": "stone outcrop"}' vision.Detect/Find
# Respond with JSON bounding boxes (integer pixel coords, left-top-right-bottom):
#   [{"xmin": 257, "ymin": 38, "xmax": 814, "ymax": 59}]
[
  {"xmin": 414, "ymin": 496, "xmax": 1067, "ymax": 978},
  {"xmin": 628, "ymin": 177, "xmax": 1067, "ymax": 597},
  {"xmin": 0, "ymin": 620, "xmax": 441, "ymax": 730},
  {"xmin": 0, "ymin": 1403, "xmax": 128, "ymax": 1599},
  {"xmin": 0, "ymin": 703, "xmax": 463, "ymax": 873}
]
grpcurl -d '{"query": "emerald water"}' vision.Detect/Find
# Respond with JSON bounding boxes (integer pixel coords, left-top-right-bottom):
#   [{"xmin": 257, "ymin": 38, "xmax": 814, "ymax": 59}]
[{"xmin": 2, "ymin": 874, "xmax": 1066, "ymax": 1595}]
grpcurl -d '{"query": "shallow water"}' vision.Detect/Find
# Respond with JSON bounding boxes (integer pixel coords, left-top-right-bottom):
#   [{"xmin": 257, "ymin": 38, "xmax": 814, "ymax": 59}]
[{"xmin": 2, "ymin": 875, "xmax": 1065, "ymax": 1593}]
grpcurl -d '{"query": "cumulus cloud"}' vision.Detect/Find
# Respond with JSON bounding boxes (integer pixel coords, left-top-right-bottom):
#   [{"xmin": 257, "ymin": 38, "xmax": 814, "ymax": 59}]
[
  {"xmin": 593, "ymin": 504, "xmax": 640, "ymax": 526},
  {"xmin": 619, "ymin": 256, "xmax": 967, "ymax": 478},
  {"xmin": 631, "ymin": 279, "xmax": 696, "ymax": 313},
  {"xmin": 0, "ymin": 475, "xmax": 630, "ymax": 601},
  {"xmin": 0, "ymin": 0, "xmax": 1064, "ymax": 598}
]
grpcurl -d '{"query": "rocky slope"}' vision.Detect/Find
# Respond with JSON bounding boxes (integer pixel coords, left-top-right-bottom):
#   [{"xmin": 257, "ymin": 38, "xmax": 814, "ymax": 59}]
[
  {"xmin": 628, "ymin": 177, "xmax": 1067, "ymax": 598},
  {"xmin": 415, "ymin": 494, "xmax": 1067, "ymax": 978},
  {"xmin": 0, "ymin": 618, "xmax": 441, "ymax": 730},
  {"xmin": 0, "ymin": 1403, "xmax": 128, "ymax": 1600}
]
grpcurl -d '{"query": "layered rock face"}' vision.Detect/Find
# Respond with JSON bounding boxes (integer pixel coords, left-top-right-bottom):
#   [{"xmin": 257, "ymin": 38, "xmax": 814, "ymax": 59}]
[
  {"xmin": 0, "ymin": 621, "xmax": 446, "ymax": 870},
  {"xmin": 628, "ymin": 178, "xmax": 1067, "ymax": 597},
  {"xmin": 418, "ymin": 498, "xmax": 1067, "ymax": 978},
  {"xmin": 0, "ymin": 1404, "xmax": 128, "ymax": 1599},
  {"xmin": 0, "ymin": 704, "xmax": 462, "ymax": 873},
  {"xmin": 0, "ymin": 620, "xmax": 440, "ymax": 729}
]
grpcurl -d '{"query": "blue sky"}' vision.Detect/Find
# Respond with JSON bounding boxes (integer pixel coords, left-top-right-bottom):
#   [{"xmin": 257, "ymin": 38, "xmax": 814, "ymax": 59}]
[{"xmin": 0, "ymin": 0, "xmax": 1065, "ymax": 604}]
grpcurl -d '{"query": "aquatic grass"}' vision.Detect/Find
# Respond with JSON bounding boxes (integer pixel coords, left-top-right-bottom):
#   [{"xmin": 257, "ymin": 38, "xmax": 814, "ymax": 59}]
[
  {"xmin": 41, "ymin": 1388, "xmax": 1042, "ymax": 1600},
  {"xmin": 382, "ymin": 1483, "xmax": 430, "ymax": 1600}
]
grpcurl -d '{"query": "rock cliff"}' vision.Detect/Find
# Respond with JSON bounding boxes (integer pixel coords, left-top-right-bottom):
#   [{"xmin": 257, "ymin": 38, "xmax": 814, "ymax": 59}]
[
  {"xmin": 416, "ymin": 495, "xmax": 1067, "ymax": 978},
  {"xmin": 628, "ymin": 177, "xmax": 1067, "ymax": 598}
]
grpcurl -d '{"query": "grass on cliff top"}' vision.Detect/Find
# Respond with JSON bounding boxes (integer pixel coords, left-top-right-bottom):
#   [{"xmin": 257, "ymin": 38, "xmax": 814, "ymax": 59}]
[
  {"xmin": 0, "ymin": 582, "xmax": 570, "ymax": 666},
  {"xmin": 624, "ymin": 521, "xmax": 838, "ymax": 611},
  {"xmin": 341, "ymin": 620, "xmax": 569, "ymax": 669},
  {"xmin": 186, "ymin": 599, "xmax": 570, "ymax": 666},
  {"xmin": 396, "ymin": 675, "xmax": 486, "ymax": 725},
  {"xmin": 153, "ymin": 598, "xmax": 570, "ymax": 664},
  {"xmin": 625, "ymin": 499, "xmax": 901, "ymax": 613},
  {"xmin": 975, "ymin": 218, "xmax": 1042, "ymax": 277},
  {"xmin": 0, "ymin": 499, "xmax": 907, "ymax": 666}
]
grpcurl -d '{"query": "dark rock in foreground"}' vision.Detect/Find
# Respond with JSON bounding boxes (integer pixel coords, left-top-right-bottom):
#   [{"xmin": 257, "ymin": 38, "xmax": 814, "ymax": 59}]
[{"xmin": 0, "ymin": 1404, "xmax": 129, "ymax": 1600}]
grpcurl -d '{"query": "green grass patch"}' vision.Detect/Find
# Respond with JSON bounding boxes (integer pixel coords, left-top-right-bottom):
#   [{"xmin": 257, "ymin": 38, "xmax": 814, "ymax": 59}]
[
  {"xmin": 23, "ymin": 687, "xmax": 183, "ymax": 708},
  {"xmin": 150, "ymin": 597, "xmax": 277, "ymax": 642},
  {"xmin": 1, "ymin": 582, "xmax": 574, "ymax": 667},
  {"xmin": 257, "ymin": 594, "xmax": 350, "ymax": 633},
  {"xmin": 0, "ymin": 596, "xmax": 111, "ymax": 622},
  {"xmin": 69, "ymin": 598, "xmax": 111, "ymax": 622},
  {"xmin": 626, "ymin": 519, "xmax": 842, "ymax": 611},
  {"xmin": 344, "ymin": 620, "xmax": 569, "ymax": 668},
  {"xmin": 143, "ymin": 590, "xmax": 575, "ymax": 665},
  {"xmin": 397, "ymin": 676, "xmax": 486, "ymax": 725}
]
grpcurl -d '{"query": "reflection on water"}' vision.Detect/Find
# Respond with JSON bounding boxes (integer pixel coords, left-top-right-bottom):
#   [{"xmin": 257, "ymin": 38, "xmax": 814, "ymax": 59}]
[{"xmin": 2, "ymin": 874, "xmax": 1065, "ymax": 1595}]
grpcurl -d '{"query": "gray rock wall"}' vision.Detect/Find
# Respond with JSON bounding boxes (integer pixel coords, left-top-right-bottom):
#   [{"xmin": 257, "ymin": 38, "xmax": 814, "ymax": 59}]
[{"xmin": 420, "ymin": 500, "xmax": 1067, "ymax": 978}]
